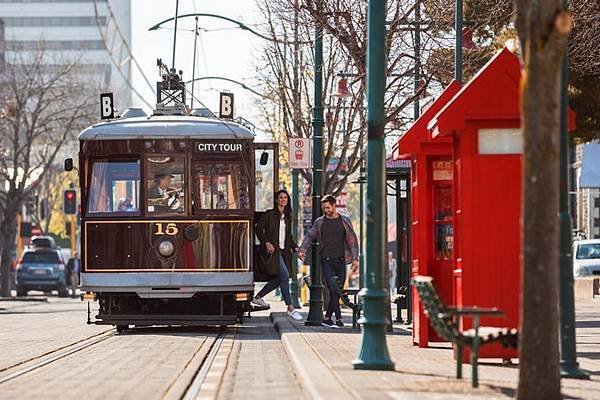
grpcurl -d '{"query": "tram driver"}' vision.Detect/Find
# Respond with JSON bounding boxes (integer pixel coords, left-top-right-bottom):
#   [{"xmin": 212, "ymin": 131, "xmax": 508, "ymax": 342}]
[{"xmin": 147, "ymin": 172, "xmax": 182, "ymax": 212}]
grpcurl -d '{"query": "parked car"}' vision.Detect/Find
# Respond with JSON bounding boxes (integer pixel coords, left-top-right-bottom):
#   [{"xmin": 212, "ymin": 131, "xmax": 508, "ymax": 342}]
[
  {"xmin": 30, "ymin": 235, "xmax": 57, "ymax": 249},
  {"xmin": 15, "ymin": 248, "xmax": 68, "ymax": 297},
  {"xmin": 573, "ymin": 239, "xmax": 600, "ymax": 277}
]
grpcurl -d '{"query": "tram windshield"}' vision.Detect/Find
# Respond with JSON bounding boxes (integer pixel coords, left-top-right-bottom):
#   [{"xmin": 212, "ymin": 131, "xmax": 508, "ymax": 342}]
[
  {"xmin": 193, "ymin": 162, "xmax": 249, "ymax": 211},
  {"xmin": 87, "ymin": 160, "xmax": 140, "ymax": 214},
  {"xmin": 146, "ymin": 155, "xmax": 185, "ymax": 215}
]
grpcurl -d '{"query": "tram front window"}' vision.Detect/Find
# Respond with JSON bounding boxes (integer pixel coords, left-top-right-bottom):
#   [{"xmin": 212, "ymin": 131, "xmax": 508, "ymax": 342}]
[
  {"xmin": 87, "ymin": 160, "xmax": 140, "ymax": 214},
  {"xmin": 194, "ymin": 162, "xmax": 249, "ymax": 211},
  {"xmin": 146, "ymin": 155, "xmax": 185, "ymax": 214}
]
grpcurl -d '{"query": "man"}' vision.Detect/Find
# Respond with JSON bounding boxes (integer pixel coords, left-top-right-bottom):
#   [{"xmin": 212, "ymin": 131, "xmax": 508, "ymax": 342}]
[
  {"xmin": 147, "ymin": 172, "xmax": 180, "ymax": 212},
  {"xmin": 66, "ymin": 252, "xmax": 80, "ymax": 298},
  {"xmin": 298, "ymin": 194, "xmax": 359, "ymax": 328}
]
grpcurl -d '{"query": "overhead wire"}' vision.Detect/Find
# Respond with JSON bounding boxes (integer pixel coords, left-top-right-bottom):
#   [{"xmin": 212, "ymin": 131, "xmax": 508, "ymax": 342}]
[{"xmin": 92, "ymin": 0, "xmax": 155, "ymax": 109}]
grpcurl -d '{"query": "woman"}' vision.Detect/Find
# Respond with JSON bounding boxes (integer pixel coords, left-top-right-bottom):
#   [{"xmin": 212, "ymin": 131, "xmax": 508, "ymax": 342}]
[{"xmin": 252, "ymin": 190, "xmax": 303, "ymax": 321}]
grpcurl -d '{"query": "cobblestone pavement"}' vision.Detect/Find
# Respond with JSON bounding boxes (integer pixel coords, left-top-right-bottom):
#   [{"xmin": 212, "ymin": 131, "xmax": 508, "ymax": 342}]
[{"xmin": 271, "ymin": 296, "xmax": 600, "ymax": 399}]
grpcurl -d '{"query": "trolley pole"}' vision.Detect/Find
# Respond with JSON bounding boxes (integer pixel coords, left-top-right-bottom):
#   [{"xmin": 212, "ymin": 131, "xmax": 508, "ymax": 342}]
[
  {"xmin": 558, "ymin": 0, "xmax": 588, "ymax": 379},
  {"xmin": 305, "ymin": 0, "xmax": 324, "ymax": 326},
  {"xmin": 171, "ymin": 0, "xmax": 180, "ymax": 72},
  {"xmin": 290, "ymin": 0, "xmax": 302, "ymax": 310},
  {"xmin": 353, "ymin": 0, "xmax": 394, "ymax": 370},
  {"xmin": 190, "ymin": 16, "xmax": 199, "ymax": 109}
]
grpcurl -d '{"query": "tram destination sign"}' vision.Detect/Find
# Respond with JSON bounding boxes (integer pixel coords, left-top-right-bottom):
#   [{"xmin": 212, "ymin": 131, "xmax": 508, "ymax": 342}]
[{"xmin": 195, "ymin": 143, "xmax": 244, "ymax": 152}]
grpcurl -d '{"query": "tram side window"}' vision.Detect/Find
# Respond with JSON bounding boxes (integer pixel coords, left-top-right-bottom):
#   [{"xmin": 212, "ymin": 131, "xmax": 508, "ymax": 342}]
[
  {"xmin": 146, "ymin": 155, "xmax": 185, "ymax": 214},
  {"xmin": 87, "ymin": 160, "xmax": 140, "ymax": 214},
  {"xmin": 194, "ymin": 163, "xmax": 249, "ymax": 211}
]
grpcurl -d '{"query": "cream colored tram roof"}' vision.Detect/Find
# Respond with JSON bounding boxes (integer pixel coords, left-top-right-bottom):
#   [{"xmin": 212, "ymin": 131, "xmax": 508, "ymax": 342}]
[{"xmin": 78, "ymin": 115, "xmax": 255, "ymax": 141}]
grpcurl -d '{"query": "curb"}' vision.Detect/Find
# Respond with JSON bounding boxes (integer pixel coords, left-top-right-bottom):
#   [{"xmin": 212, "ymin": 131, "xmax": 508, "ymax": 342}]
[{"xmin": 270, "ymin": 312, "xmax": 356, "ymax": 400}]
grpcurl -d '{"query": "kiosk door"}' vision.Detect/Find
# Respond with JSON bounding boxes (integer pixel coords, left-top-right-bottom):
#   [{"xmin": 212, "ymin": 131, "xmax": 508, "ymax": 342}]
[{"xmin": 429, "ymin": 160, "xmax": 454, "ymax": 341}]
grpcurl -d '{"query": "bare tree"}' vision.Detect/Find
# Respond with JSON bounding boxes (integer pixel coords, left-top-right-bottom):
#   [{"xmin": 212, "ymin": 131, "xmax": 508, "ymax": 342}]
[
  {"xmin": 514, "ymin": 1, "xmax": 571, "ymax": 398},
  {"xmin": 256, "ymin": 0, "xmax": 432, "ymax": 195},
  {"xmin": 0, "ymin": 46, "xmax": 95, "ymax": 297}
]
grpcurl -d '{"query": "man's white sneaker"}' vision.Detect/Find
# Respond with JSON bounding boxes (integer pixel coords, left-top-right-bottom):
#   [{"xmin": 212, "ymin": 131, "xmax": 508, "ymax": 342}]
[
  {"xmin": 252, "ymin": 297, "xmax": 270, "ymax": 308},
  {"xmin": 287, "ymin": 310, "xmax": 303, "ymax": 321}
]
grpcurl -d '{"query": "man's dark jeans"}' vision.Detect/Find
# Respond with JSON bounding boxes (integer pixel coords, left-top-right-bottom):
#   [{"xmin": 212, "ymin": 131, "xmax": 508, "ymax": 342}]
[{"xmin": 322, "ymin": 257, "xmax": 346, "ymax": 320}]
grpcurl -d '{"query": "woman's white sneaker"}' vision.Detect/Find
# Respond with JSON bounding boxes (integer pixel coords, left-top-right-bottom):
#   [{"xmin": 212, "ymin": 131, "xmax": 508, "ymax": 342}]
[
  {"xmin": 252, "ymin": 297, "xmax": 270, "ymax": 308},
  {"xmin": 287, "ymin": 310, "xmax": 303, "ymax": 321}
]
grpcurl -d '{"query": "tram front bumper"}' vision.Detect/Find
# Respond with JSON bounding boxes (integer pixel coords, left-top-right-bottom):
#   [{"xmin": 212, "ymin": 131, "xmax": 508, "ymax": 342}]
[{"xmin": 81, "ymin": 272, "xmax": 253, "ymax": 298}]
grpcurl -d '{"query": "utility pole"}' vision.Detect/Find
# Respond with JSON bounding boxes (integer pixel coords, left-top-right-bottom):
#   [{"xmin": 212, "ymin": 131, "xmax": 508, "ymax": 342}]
[
  {"xmin": 353, "ymin": 0, "xmax": 394, "ymax": 370},
  {"xmin": 305, "ymin": 0, "xmax": 325, "ymax": 326},
  {"xmin": 290, "ymin": 0, "xmax": 301, "ymax": 309},
  {"xmin": 455, "ymin": 0, "xmax": 463, "ymax": 83}
]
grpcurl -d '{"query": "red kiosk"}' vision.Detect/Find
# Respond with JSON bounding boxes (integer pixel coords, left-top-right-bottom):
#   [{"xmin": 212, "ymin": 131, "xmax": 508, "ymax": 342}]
[
  {"xmin": 398, "ymin": 48, "xmax": 575, "ymax": 360},
  {"xmin": 395, "ymin": 81, "xmax": 461, "ymax": 347}
]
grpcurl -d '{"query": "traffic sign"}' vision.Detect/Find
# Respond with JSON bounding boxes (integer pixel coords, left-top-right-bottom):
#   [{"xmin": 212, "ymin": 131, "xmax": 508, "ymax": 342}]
[{"xmin": 289, "ymin": 138, "xmax": 311, "ymax": 169}]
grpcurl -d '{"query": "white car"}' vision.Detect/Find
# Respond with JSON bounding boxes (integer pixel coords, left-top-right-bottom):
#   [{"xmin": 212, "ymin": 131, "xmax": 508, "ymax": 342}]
[{"xmin": 573, "ymin": 239, "xmax": 600, "ymax": 277}]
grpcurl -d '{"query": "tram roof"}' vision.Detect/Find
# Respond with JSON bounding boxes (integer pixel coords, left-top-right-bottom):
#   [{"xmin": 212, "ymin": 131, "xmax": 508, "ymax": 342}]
[{"xmin": 78, "ymin": 115, "xmax": 255, "ymax": 141}]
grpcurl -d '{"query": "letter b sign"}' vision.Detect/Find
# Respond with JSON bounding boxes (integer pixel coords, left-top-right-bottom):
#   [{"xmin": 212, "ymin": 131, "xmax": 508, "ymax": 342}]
[
  {"xmin": 100, "ymin": 93, "xmax": 114, "ymax": 120},
  {"xmin": 219, "ymin": 92, "xmax": 234, "ymax": 119}
]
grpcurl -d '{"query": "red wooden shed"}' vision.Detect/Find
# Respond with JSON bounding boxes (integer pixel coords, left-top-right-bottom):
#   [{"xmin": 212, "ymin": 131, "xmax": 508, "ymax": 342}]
[{"xmin": 427, "ymin": 48, "xmax": 574, "ymax": 360}]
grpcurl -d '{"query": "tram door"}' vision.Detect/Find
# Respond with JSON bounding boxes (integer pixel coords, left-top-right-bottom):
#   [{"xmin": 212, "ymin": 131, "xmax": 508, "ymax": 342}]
[{"xmin": 253, "ymin": 143, "xmax": 279, "ymax": 279}]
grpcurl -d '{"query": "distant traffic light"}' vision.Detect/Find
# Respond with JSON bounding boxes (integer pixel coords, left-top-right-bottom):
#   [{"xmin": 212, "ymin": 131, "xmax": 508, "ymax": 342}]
[
  {"xmin": 20, "ymin": 222, "xmax": 32, "ymax": 238},
  {"xmin": 63, "ymin": 189, "xmax": 77, "ymax": 214}
]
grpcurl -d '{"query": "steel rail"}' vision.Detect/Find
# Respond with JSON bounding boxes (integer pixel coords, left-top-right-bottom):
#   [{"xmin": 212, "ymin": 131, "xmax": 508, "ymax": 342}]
[{"xmin": 0, "ymin": 330, "xmax": 114, "ymax": 384}]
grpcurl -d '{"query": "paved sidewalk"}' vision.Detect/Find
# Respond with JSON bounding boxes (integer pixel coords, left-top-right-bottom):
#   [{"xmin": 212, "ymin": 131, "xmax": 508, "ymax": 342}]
[{"xmin": 268, "ymin": 296, "xmax": 600, "ymax": 399}]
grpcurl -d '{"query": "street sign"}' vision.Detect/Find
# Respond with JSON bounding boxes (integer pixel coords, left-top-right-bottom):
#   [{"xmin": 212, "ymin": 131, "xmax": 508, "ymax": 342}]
[
  {"xmin": 100, "ymin": 93, "xmax": 114, "ymax": 120},
  {"xmin": 219, "ymin": 92, "xmax": 234, "ymax": 119},
  {"xmin": 289, "ymin": 138, "xmax": 311, "ymax": 169}
]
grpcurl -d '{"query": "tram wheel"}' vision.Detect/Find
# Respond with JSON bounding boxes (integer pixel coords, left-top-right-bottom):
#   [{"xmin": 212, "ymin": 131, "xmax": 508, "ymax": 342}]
[{"xmin": 116, "ymin": 325, "xmax": 129, "ymax": 334}]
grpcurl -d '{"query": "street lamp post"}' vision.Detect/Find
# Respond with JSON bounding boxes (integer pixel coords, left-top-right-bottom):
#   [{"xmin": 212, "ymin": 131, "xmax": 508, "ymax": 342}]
[
  {"xmin": 353, "ymin": 0, "xmax": 395, "ymax": 370},
  {"xmin": 558, "ymin": 0, "xmax": 589, "ymax": 380},
  {"xmin": 304, "ymin": 0, "xmax": 325, "ymax": 326}
]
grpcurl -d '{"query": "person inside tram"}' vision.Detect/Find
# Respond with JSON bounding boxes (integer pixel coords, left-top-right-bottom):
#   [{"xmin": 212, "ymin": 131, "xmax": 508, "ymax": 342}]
[
  {"xmin": 252, "ymin": 189, "xmax": 303, "ymax": 321},
  {"xmin": 116, "ymin": 197, "xmax": 135, "ymax": 212},
  {"xmin": 148, "ymin": 172, "xmax": 181, "ymax": 212}
]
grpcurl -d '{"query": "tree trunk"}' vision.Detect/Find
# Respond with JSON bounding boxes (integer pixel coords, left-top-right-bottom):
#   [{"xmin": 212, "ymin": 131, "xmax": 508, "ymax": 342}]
[
  {"xmin": 0, "ymin": 199, "xmax": 19, "ymax": 297},
  {"xmin": 516, "ymin": 3, "xmax": 570, "ymax": 399}
]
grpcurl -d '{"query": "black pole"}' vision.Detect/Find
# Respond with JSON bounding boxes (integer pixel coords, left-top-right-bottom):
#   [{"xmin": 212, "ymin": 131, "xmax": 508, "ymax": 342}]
[
  {"xmin": 558, "ymin": 0, "xmax": 588, "ymax": 377},
  {"xmin": 454, "ymin": 0, "xmax": 462, "ymax": 83},
  {"xmin": 305, "ymin": 0, "xmax": 324, "ymax": 326},
  {"xmin": 395, "ymin": 177, "xmax": 403, "ymax": 323},
  {"xmin": 414, "ymin": 0, "xmax": 421, "ymax": 119}
]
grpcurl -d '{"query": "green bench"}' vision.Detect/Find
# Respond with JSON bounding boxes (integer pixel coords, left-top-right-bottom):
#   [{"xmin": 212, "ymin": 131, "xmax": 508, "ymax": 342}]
[{"xmin": 413, "ymin": 276, "xmax": 518, "ymax": 388}]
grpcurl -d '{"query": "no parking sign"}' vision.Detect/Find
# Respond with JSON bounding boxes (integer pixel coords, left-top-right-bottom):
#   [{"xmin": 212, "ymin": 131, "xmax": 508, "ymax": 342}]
[{"xmin": 289, "ymin": 138, "xmax": 311, "ymax": 169}]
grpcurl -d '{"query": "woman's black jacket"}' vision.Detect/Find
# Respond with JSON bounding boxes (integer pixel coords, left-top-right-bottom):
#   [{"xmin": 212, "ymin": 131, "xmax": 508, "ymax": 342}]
[{"xmin": 255, "ymin": 208, "xmax": 298, "ymax": 276}]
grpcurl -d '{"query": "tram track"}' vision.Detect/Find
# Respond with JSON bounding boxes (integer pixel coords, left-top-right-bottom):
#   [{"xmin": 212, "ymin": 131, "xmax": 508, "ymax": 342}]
[
  {"xmin": 0, "ymin": 329, "xmax": 115, "ymax": 384},
  {"xmin": 171, "ymin": 328, "xmax": 231, "ymax": 400}
]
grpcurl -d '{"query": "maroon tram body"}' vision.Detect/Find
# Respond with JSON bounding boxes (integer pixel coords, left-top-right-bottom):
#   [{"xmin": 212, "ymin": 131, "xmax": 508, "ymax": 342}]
[{"xmin": 77, "ymin": 115, "xmax": 277, "ymax": 328}]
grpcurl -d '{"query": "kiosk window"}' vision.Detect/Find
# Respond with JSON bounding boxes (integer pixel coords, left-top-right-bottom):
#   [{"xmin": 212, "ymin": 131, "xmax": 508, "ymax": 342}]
[
  {"xmin": 194, "ymin": 163, "xmax": 249, "ymax": 210},
  {"xmin": 146, "ymin": 155, "xmax": 185, "ymax": 214},
  {"xmin": 433, "ymin": 185, "xmax": 453, "ymax": 261},
  {"xmin": 87, "ymin": 160, "xmax": 140, "ymax": 214}
]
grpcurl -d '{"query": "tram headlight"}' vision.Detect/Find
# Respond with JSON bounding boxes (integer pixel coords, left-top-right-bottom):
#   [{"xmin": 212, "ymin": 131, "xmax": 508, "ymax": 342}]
[{"xmin": 158, "ymin": 240, "xmax": 175, "ymax": 257}]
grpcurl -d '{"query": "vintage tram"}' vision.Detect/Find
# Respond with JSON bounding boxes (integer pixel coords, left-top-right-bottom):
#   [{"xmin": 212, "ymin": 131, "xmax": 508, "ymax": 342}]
[{"xmin": 71, "ymin": 109, "xmax": 278, "ymax": 330}]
